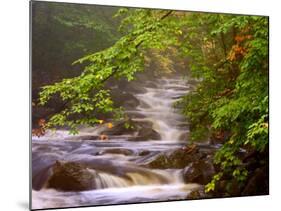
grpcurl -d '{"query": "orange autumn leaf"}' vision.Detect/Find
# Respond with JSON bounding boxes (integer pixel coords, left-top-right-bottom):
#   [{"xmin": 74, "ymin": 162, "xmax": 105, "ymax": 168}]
[
  {"xmin": 32, "ymin": 118, "xmax": 47, "ymax": 137},
  {"xmin": 227, "ymin": 44, "xmax": 247, "ymax": 61},
  {"xmin": 235, "ymin": 34, "xmax": 252, "ymax": 43},
  {"xmin": 38, "ymin": 118, "xmax": 46, "ymax": 127},
  {"xmin": 107, "ymin": 122, "xmax": 113, "ymax": 129},
  {"xmin": 235, "ymin": 35, "xmax": 245, "ymax": 43}
]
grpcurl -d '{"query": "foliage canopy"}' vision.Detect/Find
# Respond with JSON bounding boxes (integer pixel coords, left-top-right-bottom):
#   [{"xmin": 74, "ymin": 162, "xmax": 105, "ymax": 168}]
[{"xmin": 37, "ymin": 7, "xmax": 269, "ymax": 192}]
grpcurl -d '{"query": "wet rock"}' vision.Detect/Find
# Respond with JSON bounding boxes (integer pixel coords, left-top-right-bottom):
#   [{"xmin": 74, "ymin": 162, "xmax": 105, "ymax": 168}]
[
  {"xmin": 178, "ymin": 132, "xmax": 189, "ymax": 141},
  {"xmin": 126, "ymin": 112, "xmax": 147, "ymax": 119},
  {"xmin": 126, "ymin": 83, "xmax": 147, "ymax": 94},
  {"xmin": 186, "ymin": 186, "xmax": 211, "ymax": 200},
  {"xmin": 131, "ymin": 127, "xmax": 161, "ymax": 141},
  {"xmin": 188, "ymin": 79, "xmax": 199, "ymax": 87},
  {"xmin": 124, "ymin": 97, "xmax": 140, "ymax": 109},
  {"xmin": 139, "ymin": 150, "xmax": 150, "ymax": 156},
  {"xmin": 177, "ymin": 122, "xmax": 189, "ymax": 129},
  {"xmin": 147, "ymin": 145, "xmax": 205, "ymax": 169},
  {"xmin": 47, "ymin": 161, "xmax": 96, "ymax": 191},
  {"xmin": 111, "ymin": 90, "xmax": 140, "ymax": 109},
  {"xmin": 101, "ymin": 119, "xmax": 136, "ymax": 136},
  {"xmin": 147, "ymin": 154, "xmax": 170, "ymax": 168},
  {"xmin": 101, "ymin": 119, "xmax": 161, "ymax": 141},
  {"xmin": 79, "ymin": 135, "xmax": 100, "ymax": 140},
  {"xmin": 98, "ymin": 148, "xmax": 134, "ymax": 156},
  {"xmin": 67, "ymin": 135, "xmax": 99, "ymax": 141},
  {"xmin": 116, "ymin": 79, "xmax": 147, "ymax": 94},
  {"xmin": 183, "ymin": 159, "xmax": 215, "ymax": 185},
  {"xmin": 187, "ymin": 189, "xmax": 202, "ymax": 200},
  {"xmin": 145, "ymin": 81, "xmax": 158, "ymax": 88}
]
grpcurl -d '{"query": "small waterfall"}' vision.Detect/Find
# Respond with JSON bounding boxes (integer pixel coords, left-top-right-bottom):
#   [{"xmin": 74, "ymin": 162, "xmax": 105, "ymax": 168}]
[
  {"xmin": 82, "ymin": 166, "xmax": 182, "ymax": 189},
  {"xmin": 92, "ymin": 170, "xmax": 169, "ymax": 189},
  {"xmin": 32, "ymin": 76, "xmax": 198, "ymax": 209},
  {"xmin": 133, "ymin": 77, "xmax": 189, "ymax": 141},
  {"xmin": 93, "ymin": 171, "xmax": 130, "ymax": 188}
]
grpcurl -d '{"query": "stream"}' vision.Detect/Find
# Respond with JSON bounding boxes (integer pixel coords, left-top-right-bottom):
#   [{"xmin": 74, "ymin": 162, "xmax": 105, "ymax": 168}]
[{"xmin": 32, "ymin": 77, "xmax": 203, "ymax": 209}]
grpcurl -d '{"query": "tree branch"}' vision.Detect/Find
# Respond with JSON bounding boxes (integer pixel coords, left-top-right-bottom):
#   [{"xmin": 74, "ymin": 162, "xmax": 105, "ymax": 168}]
[
  {"xmin": 39, "ymin": 10, "xmax": 175, "ymax": 123},
  {"xmin": 160, "ymin": 10, "xmax": 173, "ymax": 20}
]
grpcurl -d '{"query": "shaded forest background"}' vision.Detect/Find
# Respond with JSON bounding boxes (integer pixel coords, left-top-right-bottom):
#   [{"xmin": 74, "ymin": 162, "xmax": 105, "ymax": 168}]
[
  {"xmin": 32, "ymin": 2, "xmax": 187, "ymax": 127},
  {"xmin": 32, "ymin": 2, "xmax": 120, "ymax": 127}
]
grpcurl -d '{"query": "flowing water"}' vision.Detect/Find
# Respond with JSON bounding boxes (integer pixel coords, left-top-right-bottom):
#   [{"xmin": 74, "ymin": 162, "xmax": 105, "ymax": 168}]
[{"xmin": 32, "ymin": 77, "xmax": 202, "ymax": 209}]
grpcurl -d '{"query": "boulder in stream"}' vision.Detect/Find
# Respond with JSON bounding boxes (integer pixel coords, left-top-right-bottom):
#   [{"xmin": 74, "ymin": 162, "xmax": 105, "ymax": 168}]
[
  {"xmin": 110, "ymin": 90, "xmax": 140, "ymax": 109},
  {"xmin": 147, "ymin": 144, "xmax": 206, "ymax": 169},
  {"xmin": 47, "ymin": 161, "xmax": 97, "ymax": 191},
  {"xmin": 97, "ymin": 148, "xmax": 134, "ymax": 156},
  {"xmin": 101, "ymin": 119, "xmax": 161, "ymax": 141},
  {"xmin": 183, "ymin": 159, "xmax": 215, "ymax": 185},
  {"xmin": 186, "ymin": 186, "xmax": 212, "ymax": 200},
  {"xmin": 101, "ymin": 119, "xmax": 136, "ymax": 136},
  {"xmin": 130, "ymin": 126, "xmax": 161, "ymax": 141}
]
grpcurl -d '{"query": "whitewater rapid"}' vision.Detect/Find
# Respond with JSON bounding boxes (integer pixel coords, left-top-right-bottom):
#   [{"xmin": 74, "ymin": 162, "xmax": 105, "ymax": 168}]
[{"xmin": 32, "ymin": 76, "xmax": 201, "ymax": 209}]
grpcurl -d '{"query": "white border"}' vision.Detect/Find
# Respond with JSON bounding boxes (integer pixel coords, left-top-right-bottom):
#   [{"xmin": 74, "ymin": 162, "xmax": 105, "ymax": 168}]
[{"xmin": 0, "ymin": 0, "xmax": 280, "ymax": 211}]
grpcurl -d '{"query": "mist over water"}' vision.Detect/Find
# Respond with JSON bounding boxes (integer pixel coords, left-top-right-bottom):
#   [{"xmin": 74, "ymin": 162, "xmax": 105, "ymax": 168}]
[{"xmin": 32, "ymin": 76, "xmax": 202, "ymax": 209}]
